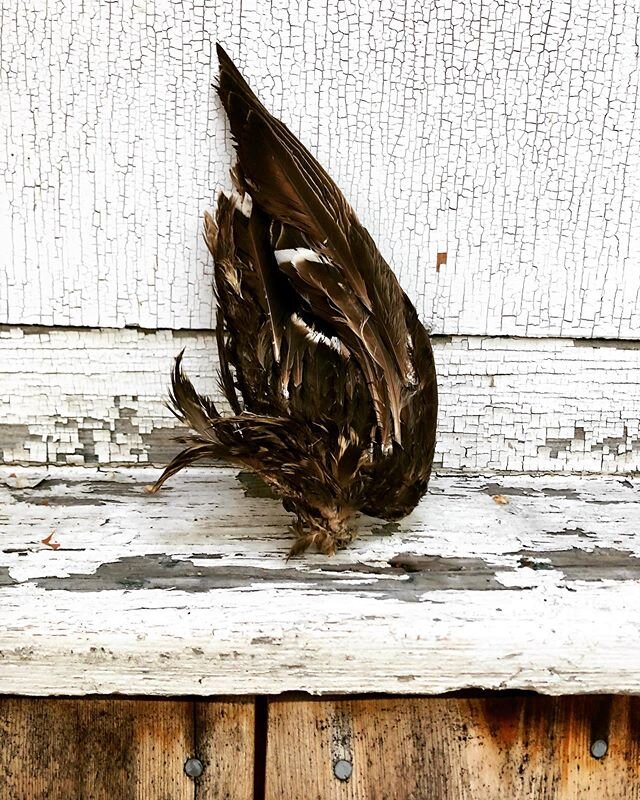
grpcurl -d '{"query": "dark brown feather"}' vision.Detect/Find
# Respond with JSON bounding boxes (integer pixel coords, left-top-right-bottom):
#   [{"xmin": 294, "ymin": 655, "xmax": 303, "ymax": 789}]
[
  {"xmin": 215, "ymin": 43, "xmax": 414, "ymax": 445},
  {"xmin": 153, "ymin": 45, "xmax": 438, "ymax": 555}
]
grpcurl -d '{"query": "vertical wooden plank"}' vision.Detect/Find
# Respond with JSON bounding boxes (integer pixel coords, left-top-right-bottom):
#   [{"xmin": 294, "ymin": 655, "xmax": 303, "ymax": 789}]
[
  {"xmin": 561, "ymin": 696, "xmax": 640, "ymax": 798},
  {"xmin": 195, "ymin": 698, "xmax": 255, "ymax": 800},
  {"xmin": 0, "ymin": 698, "xmax": 193, "ymax": 800},
  {"xmin": 265, "ymin": 696, "xmax": 640, "ymax": 800}
]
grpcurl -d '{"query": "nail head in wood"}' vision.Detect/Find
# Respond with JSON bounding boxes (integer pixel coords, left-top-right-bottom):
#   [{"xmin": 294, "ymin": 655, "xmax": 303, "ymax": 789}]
[
  {"xmin": 184, "ymin": 757, "xmax": 204, "ymax": 778},
  {"xmin": 334, "ymin": 759, "xmax": 353, "ymax": 781},
  {"xmin": 590, "ymin": 739, "xmax": 608, "ymax": 759}
]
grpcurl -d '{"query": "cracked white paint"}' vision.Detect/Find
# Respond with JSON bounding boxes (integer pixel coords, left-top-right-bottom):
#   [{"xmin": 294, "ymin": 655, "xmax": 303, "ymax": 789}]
[
  {"xmin": 1, "ymin": 327, "xmax": 638, "ymax": 473},
  {"xmin": 0, "ymin": 467, "xmax": 638, "ymax": 696},
  {"xmin": 1, "ymin": 0, "xmax": 639, "ymax": 336}
]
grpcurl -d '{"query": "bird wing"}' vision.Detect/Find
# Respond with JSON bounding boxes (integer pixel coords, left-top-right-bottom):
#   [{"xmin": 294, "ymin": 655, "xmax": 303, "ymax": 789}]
[{"xmin": 215, "ymin": 44, "xmax": 414, "ymax": 446}]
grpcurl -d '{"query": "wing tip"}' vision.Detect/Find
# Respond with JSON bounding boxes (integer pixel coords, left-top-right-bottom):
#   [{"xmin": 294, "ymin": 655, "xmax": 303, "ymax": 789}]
[
  {"xmin": 215, "ymin": 42, "xmax": 246, "ymax": 83},
  {"xmin": 215, "ymin": 42, "xmax": 230, "ymax": 64}
]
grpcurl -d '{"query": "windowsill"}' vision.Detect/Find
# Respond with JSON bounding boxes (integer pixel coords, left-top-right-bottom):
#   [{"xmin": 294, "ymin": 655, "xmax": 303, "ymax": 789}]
[{"xmin": 1, "ymin": 466, "xmax": 638, "ymax": 696}]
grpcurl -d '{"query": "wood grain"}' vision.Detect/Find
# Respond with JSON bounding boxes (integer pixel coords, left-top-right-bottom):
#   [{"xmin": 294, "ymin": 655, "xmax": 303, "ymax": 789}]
[
  {"xmin": 265, "ymin": 696, "xmax": 640, "ymax": 800},
  {"xmin": 196, "ymin": 699, "xmax": 255, "ymax": 800},
  {"xmin": 1, "ymin": 467, "xmax": 639, "ymax": 697},
  {"xmin": 0, "ymin": 698, "xmax": 194, "ymax": 800},
  {"xmin": 0, "ymin": 697, "xmax": 256, "ymax": 799}
]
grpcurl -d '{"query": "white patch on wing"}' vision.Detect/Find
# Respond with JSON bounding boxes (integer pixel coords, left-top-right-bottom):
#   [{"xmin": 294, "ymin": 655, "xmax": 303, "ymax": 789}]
[
  {"xmin": 275, "ymin": 248, "xmax": 325, "ymax": 266},
  {"xmin": 291, "ymin": 313, "xmax": 349, "ymax": 357},
  {"xmin": 240, "ymin": 193, "xmax": 253, "ymax": 217},
  {"xmin": 221, "ymin": 189, "xmax": 253, "ymax": 218},
  {"xmin": 405, "ymin": 333, "xmax": 417, "ymax": 384}
]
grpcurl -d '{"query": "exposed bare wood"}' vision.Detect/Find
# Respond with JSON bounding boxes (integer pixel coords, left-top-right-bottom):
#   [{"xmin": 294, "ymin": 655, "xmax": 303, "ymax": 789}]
[
  {"xmin": 195, "ymin": 699, "xmax": 255, "ymax": 800},
  {"xmin": 2, "ymin": 327, "xmax": 638, "ymax": 473},
  {"xmin": 0, "ymin": 698, "xmax": 193, "ymax": 800},
  {"xmin": 0, "ymin": 466, "xmax": 638, "ymax": 696},
  {"xmin": 265, "ymin": 696, "xmax": 640, "ymax": 800}
]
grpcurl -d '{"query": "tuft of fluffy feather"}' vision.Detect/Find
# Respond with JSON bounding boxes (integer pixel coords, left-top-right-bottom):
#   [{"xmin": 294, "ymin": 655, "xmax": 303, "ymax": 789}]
[{"xmin": 152, "ymin": 45, "xmax": 438, "ymax": 556}]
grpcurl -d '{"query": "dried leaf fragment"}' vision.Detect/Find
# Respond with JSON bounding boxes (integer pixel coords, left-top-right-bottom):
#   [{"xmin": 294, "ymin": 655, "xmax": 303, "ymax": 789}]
[{"xmin": 41, "ymin": 532, "xmax": 61, "ymax": 550}]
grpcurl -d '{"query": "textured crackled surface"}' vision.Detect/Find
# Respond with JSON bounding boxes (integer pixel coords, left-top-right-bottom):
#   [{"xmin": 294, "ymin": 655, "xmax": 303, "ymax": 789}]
[
  {"xmin": 1, "ymin": 326, "xmax": 637, "ymax": 473},
  {"xmin": 0, "ymin": 466, "xmax": 639, "ymax": 695},
  {"xmin": 1, "ymin": 0, "xmax": 639, "ymax": 336}
]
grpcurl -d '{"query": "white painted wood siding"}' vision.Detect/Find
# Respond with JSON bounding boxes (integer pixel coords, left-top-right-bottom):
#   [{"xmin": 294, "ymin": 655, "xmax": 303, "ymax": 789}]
[
  {"xmin": 2, "ymin": 0, "xmax": 639, "ymax": 336},
  {"xmin": 1, "ymin": 327, "xmax": 636, "ymax": 473}
]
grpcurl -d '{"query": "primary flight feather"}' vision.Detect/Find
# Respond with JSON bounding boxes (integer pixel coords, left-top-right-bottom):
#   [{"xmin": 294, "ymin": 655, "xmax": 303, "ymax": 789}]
[{"xmin": 151, "ymin": 45, "xmax": 438, "ymax": 555}]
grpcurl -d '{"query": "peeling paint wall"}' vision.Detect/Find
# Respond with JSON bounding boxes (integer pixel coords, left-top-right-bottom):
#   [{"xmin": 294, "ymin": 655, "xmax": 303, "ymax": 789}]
[
  {"xmin": 1, "ymin": 327, "xmax": 637, "ymax": 473},
  {"xmin": 1, "ymin": 2, "xmax": 638, "ymax": 473},
  {"xmin": 1, "ymin": 0, "xmax": 639, "ymax": 336}
]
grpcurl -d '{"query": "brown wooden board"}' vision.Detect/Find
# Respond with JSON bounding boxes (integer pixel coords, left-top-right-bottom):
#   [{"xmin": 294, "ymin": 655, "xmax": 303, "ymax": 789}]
[
  {"xmin": 0, "ymin": 697, "xmax": 255, "ymax": 800},
  {"xmin": 195, "ymin": 699, "xmax": 255, "ymax": 800},
  {"xmin": 265, "ymin": 695, "xmax": 640, "ymax": 799},
  {"xmin": 1, "ymin": 695, "xmax": 638, "ymax": 798}
]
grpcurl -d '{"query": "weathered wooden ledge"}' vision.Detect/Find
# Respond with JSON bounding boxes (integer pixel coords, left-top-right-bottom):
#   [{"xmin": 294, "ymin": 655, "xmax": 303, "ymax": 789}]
[{"xmin": 0, "ymin": 466, "xmax": 639, "ymax": 697}]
